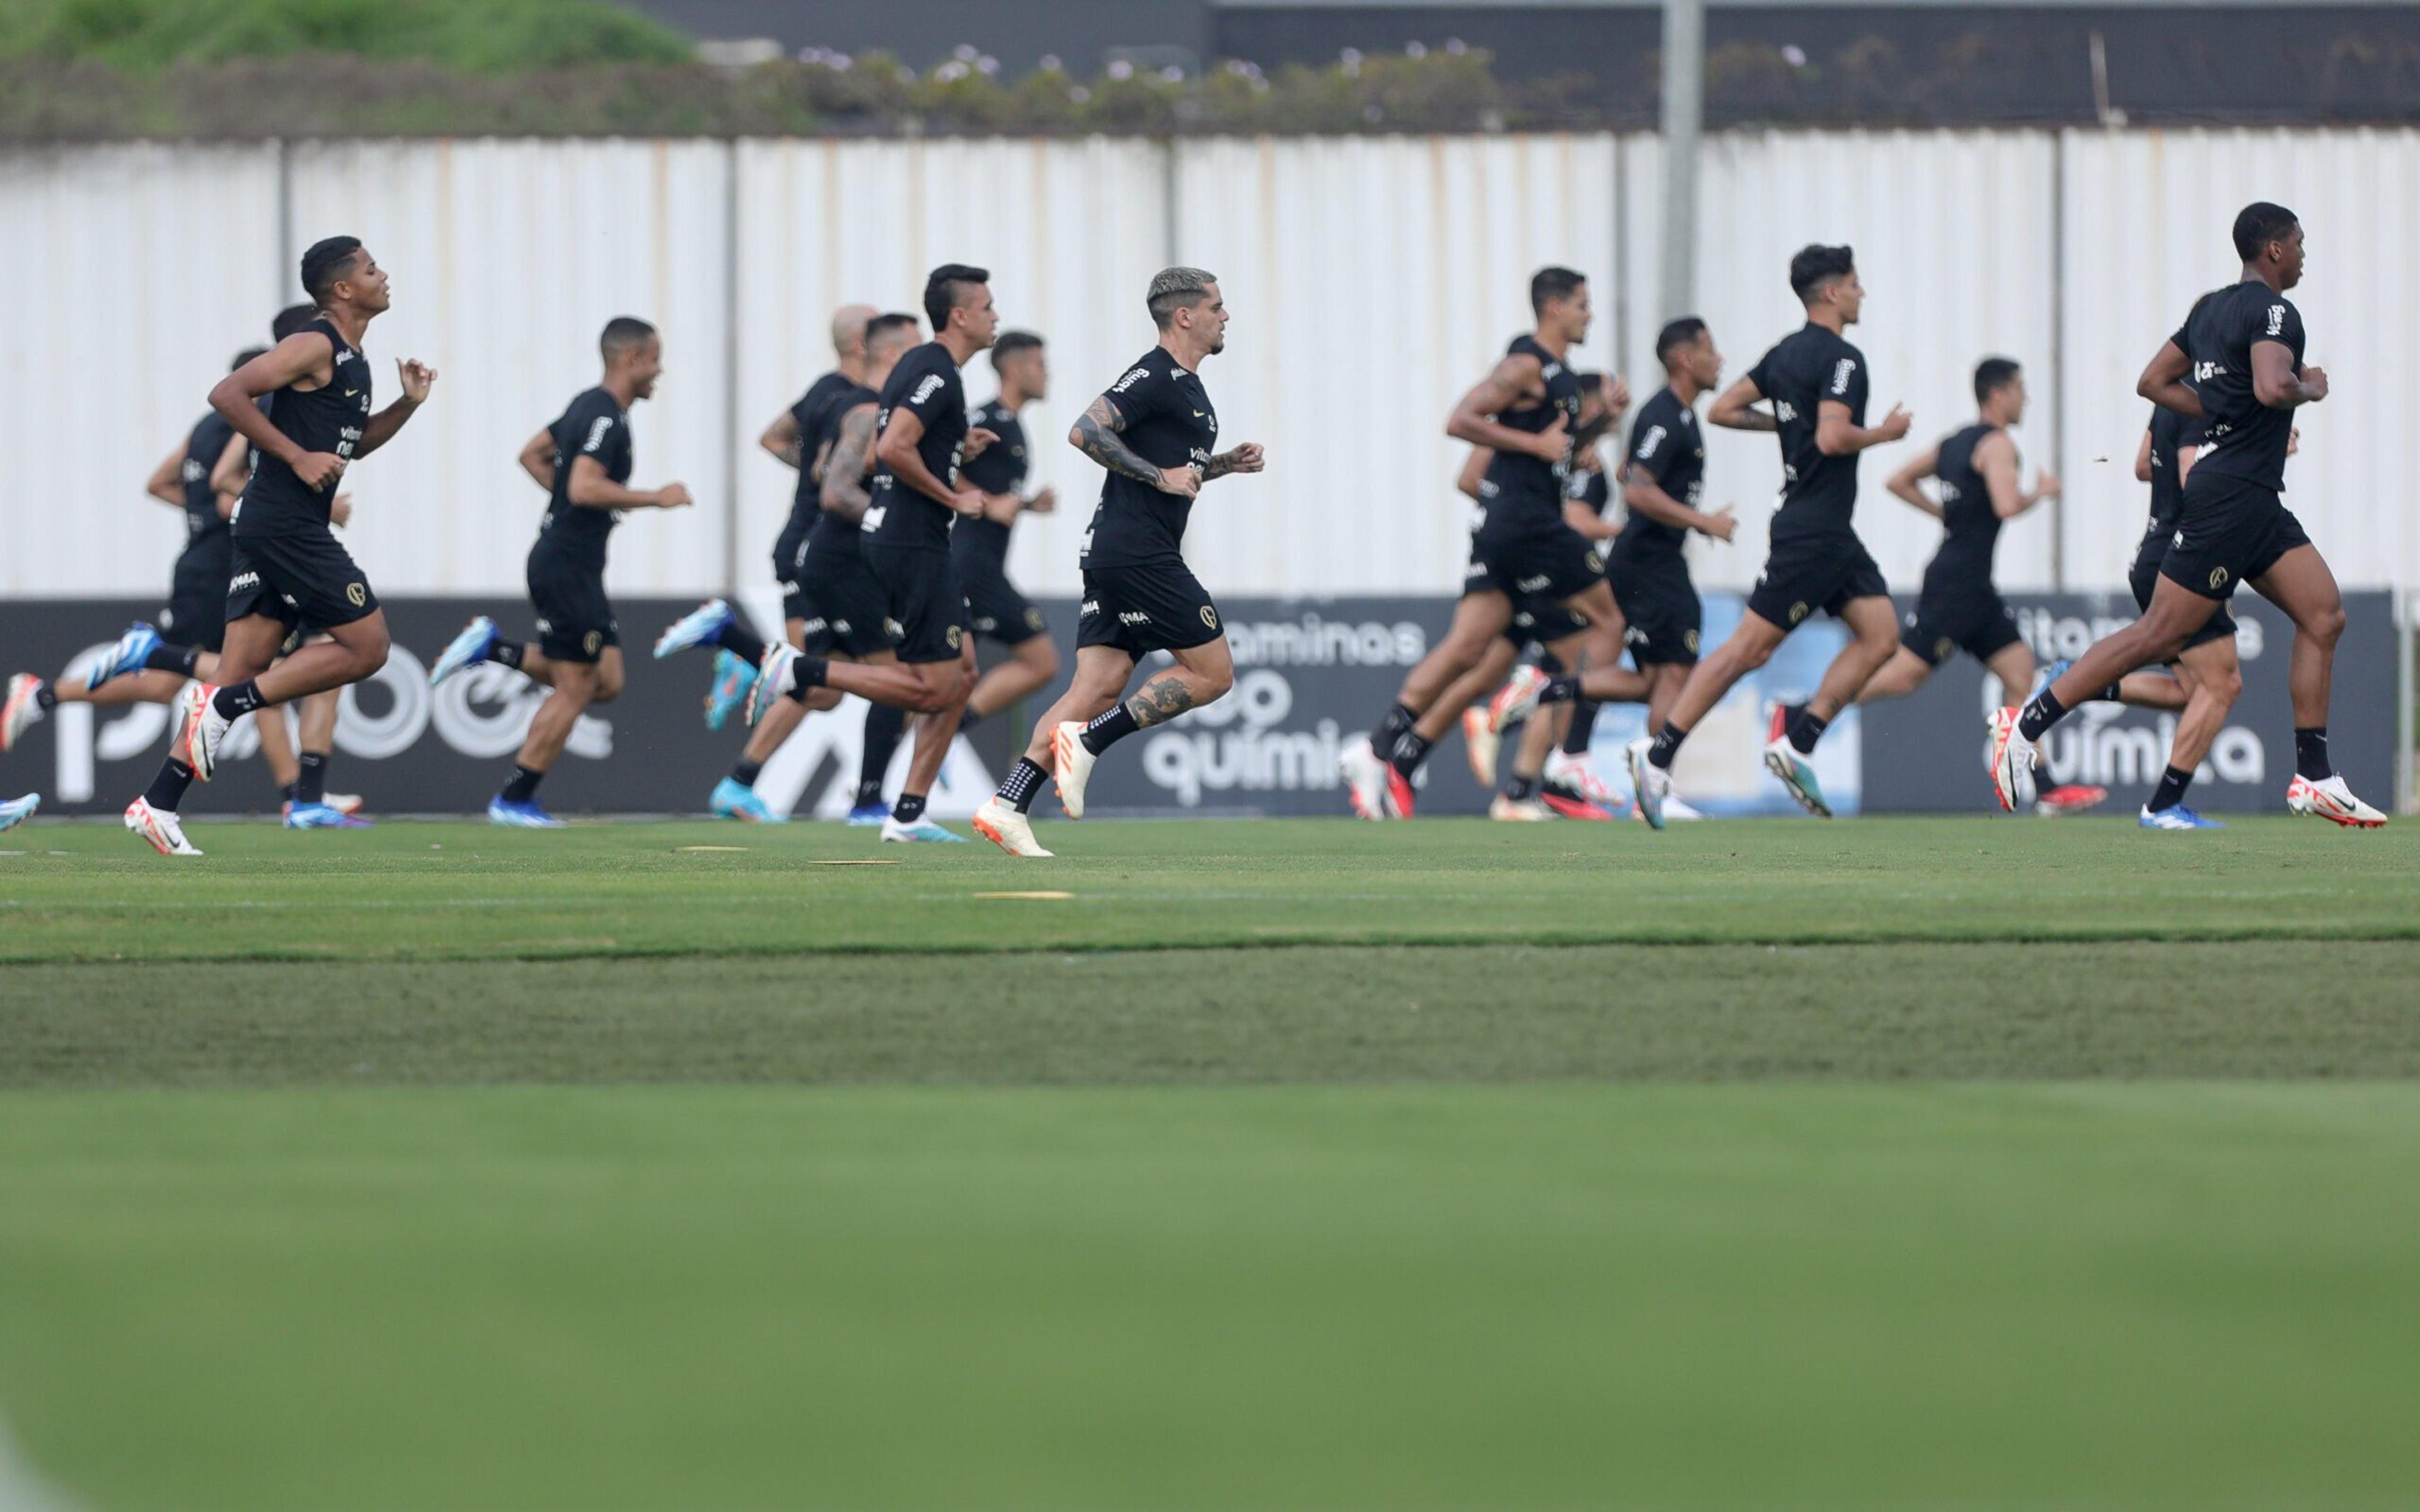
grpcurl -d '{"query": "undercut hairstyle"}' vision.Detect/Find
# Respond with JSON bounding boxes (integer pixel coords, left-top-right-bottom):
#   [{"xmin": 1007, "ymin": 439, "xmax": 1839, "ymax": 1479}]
[
  {"xmin": 2233, "ymin": 202, "xmax": 2299, "ymax": 263},
  {"xmin": 600, "ymin": 316, "xmax": 657, "ymax": 364},
  {"xmin": 1656, "ymin": 316, "xmax": 1708, "ymax": 369},
  {"xmin": 1973, "ymin": 357, "xmax": 2022, "ymax": 407},
  {"xmin": 230, "ymin": 346, "xmax": 269, "ymax": 372},
  {"xmin": 866, "ymin": 311, "xmax": 921, "ymax": 353},
  {"xmin": 923, "ymin": 263, "xmax": 990, "ymax": 333},
  {"xmin": 299, "ymin": 236, "xmax": 364, "ymax": 304},
  {"xmin": 1789, "ymin": 244, "xmax": 1856, "ymax": 304},
  {"xmin": 990, "ymin": 329, "xmax": 1044, "ymax": 372},
  {"xmin": 271, "ymin": 303, "xmax": 319, "ymax": 340},
  {"xmin": 1146, "ymin": 266, "xmax": 1218, "ymax": 329},
  {"xmin": 1530, "ymin": 266, "xmax": 1586, "ymax": 316}
]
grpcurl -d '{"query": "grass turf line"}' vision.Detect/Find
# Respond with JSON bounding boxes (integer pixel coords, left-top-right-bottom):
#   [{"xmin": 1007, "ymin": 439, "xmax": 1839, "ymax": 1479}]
[{"xmin": 1, "ymin": 815, "xmax": 2414, "ymax": 963}]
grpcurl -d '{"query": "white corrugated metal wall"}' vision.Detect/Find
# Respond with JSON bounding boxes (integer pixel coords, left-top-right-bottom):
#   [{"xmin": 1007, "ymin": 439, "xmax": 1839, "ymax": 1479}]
[{"xmin": 2, "ymin": 129, "xmax": 2412, "ymax": 603}]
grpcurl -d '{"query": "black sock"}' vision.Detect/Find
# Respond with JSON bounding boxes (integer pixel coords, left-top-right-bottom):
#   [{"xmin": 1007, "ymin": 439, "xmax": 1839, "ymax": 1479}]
[
  {"xmin": 2148, "ymin": 764, "xmax": 2194, "ymax": 813},
  {"xmin": 35, "ymin": 683, "xmax": 57, "ymax": 710},
  {"xmin": 780, "ymin": 653, "xmax": 833, "ymax": 706},
  {"xmin": 1787, "ymin": 709, "xmax": 1829, "ymax": 755},
  {"xmin": 892, "ymin": 791, "xmax": 928, "ymax": 825},
  {"xmin": 858, "ymin": 703, "xmax": 906, "ymax": 803},
  {"xmin": 500, "ymin": 764, "xmax": 544, "ymax": 804},
  {"xmin": 1561, "ymin": 700, "xmax": 1600, "ymax": 757},
  {"xmin": 280, "ymin": 781, "xmax": 299, "ymax": 804},
  {"xmin": 715, "ymin": 622, "xmax": 766, "ymax": 663},
  {"xmin": 1504, "ymin": 774, "xmax": 1538, "ymax": 801},
  {"xmin": 999, "ymin": 757, "xmax": 1047, "ymax": 814},
  {"xmin": 212, "ymin": 680, "xmax": 264, "ymax": 718},
  {"xmin": 1647, "ymin": 721, "xmax": 1689, "ymax": 771},
  {"xmin": 1375, "ymin": 701, "xmax": 1417, "ymax": 759},
  {"xmin": 2294, "ymin": 727, "xmax": 2331, "ymax": 782},
  {"xmin": 1538, "ymin": 674, "xmax": 1580, "ymax": 707},
  {"xmin": 1081, "ymin": 703, "xmax": 1141, "ymax": 756},
  {"xmin": 730, "ymin": 757, "xmax": 763, "ymax": 788},
  {"xmin": 144, "ymin": 759, "xmax": 195, "ymax": 813},
  {"xmin": 2017, "ymin": 689, "xmax": 2066, "ymax": 742},
  {"xmin": 144, "ymin": 643, "xmax": 201, "ymax": 677},
  {"xmin": 2094, "ymin": 682, "xmax": 2123, "ymax": 704},
  {"xmin": 490, "ymin": 640, "xmax": 526, "ymax": 671},
  {"xmin": 295, "ymin": 752, "xmax": 327, "ymax": 806},
  {"xmin": 957, "ymin": 707, "xmax": 984, "ymax": 733},
  {"xmin": 1390, "ymin": 730, "xmax": 1434, "ymax": 779}
]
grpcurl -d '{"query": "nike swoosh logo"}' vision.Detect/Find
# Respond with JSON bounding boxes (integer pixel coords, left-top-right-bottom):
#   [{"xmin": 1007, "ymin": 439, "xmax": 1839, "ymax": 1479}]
[{"xmin": 343, "ymin": 389, "xmax": 359, "ymax": 398}]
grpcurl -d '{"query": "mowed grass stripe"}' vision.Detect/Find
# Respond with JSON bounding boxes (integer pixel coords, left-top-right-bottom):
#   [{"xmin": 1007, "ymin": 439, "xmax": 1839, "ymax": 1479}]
[
  {"xmin": 0, "ymin": 816, "xmax": 2412, "ymax": 963},
  {"xmin": 6, "ymin": 940, "xmax": 2417, "ymax": 1087}
]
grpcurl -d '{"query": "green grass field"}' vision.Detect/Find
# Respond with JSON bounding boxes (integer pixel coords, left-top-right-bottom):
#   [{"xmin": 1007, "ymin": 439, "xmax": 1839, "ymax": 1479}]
[{"xmin": 4, "ymin": 815, "xmax": 2417, "ymax": 1510}]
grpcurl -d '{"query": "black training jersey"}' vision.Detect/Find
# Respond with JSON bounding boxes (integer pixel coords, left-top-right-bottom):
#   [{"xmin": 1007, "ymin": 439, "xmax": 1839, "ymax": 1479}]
[
  {"xmin": 1476, "ymin": 334, "xmax": 1584, "ymax": 539},
  {"xmin": 954, "ymin": 399, "xmax": 1029, "ymax": 564},
  {"xmin": 180, "ymin": 410, "xmax": 241, "ymax": 543},
  {"xmin": 863, "ymin": 341, "xmax": 970, "ymax": 553},
  {"xmin": 1570, "ymin": 465, "xmax": 1611, "ymax": 517},
  {"xmin": 1746, "ymin": 323, "xmax": 1869, "ymax": 540},
  {"xmin": 2144, "ymin": 403, "xmax": 2198, "ymax": 540},
  {"xmin": 1922, "ymin": 421, "xmax": 2003, "ymax": 588},
  {"xmin": 1080, "ymin": 345, "xmax": 1219, "ymax": 570},
  {"xmin": 2177, "ymin": 278, "xmax": 2304, "ymax": 493},
  {"xmin": 536, "ymin": 386, "xmax": 634, "ymax": 570},
  {"xmin": 783, "ymin": 370, "xmax": 856, "ymax": 535},
  {"xmin": 234, "ymin": 318, "xmax": 372, "ymax": 538},
  {"xmin": 1615, "ymin": 386, "xmax": 1705, "ymax": 562}
]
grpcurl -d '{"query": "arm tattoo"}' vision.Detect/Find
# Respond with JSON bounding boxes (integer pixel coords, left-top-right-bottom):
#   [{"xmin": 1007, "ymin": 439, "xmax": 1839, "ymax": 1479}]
[
  {"xmin": 821, "ymin": 407, "xmax": 877, "ymax": 520},
  {"xmin": 1126, "ymin": 674, "xmax": 1200, "ymax": 729},
  {"xmin": 1199, "ymin": 450, "xmax": 1240, "ymax": 481},
  {"xmin": 1071, "ymin": 396, "xmax": 1161, "ymax": 486}
]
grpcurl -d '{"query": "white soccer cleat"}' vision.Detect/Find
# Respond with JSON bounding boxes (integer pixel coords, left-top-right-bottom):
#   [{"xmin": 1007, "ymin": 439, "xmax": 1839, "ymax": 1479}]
[
  {"xmin": 1339, "ymin": 733, "xmax": 1390, "ymax": 820},
  {"xmin": 1051, "ymin": 721, "xmax": 1097, "ymax": 820},
  {"xmin": 1488, "ymin": 663, "xmax": 1552, "ymax": 732},
  {"xmin": 176, "ymin": 682, "xmax": 233, "ymax": 782},
  {"xmin": 2287, "ymin": 774, "xmax": 2387, "ymax": 830},
  {"xmin": 0, "ymin": 792, "xmax": 38, "ymax": 833},
  {"xmin": 1627, "ymin": 736, "xmax": 1670, "ymax": 832},
  {"xmin": 1661, "ymin": 794, "xmax": 1707, "ymax": 822},
  {"xmin": 1986, "ymin": 706, "xmax": 2037, "ymax": 813},
  {"xmin": 1, "ymin": 673, "xmax": 43, "ymax": 753},
  {"xmin": 1460, "ymin": 706, "xmax": 1499, "ymax": 789},
  {"xmin": 1761, "ymin": 735, "xmax": 1833, "ymax": 818},
  {"xmin": 124, "ymin": 797, "xmax": 202, "ymax": 857},
  {"xmin": 971, "ymin": 797, "xmax": 1053, "ymax": 857},
  {"xmin": 744, "ymin": 643, "xmax": 799, "ymax": 728},
  {"xmin": 1489, "ymin": 795, "xmax": 1553, "ymax": 821},
  {"xmin": 880, "ymin": 815, "xmax": 967, "ymax": 844},
  {"xmin": 1543, "ymin": 748, "xmax": 1621, "ymax": 808}
]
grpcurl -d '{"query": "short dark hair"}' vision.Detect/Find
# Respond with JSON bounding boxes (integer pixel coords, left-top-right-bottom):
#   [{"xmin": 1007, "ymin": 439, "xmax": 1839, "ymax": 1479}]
[
  {"xmin": 1530, "ymin": 266, "xmax": 1586, "ymax": 316},
  {"xmin": 991, "ymin": 329, "xmax": 1044, "ymax": 372},
  {"xmin": 230, "ymin": 346, "xmax": 269, "ymax": 372},
  {"xmin": 601, "ymin": 316, "xmax": 656, "ymax": 363},
  {"xmin": 866, "ymin": 312, "xmax": 921, "ymax": 353},
  {"xmin": 1973, "ymin": 357, "xmax": 2022, "ymax": 406},
  {"xmin": 1656, "ymin": 316, "xmax": 1708, "ymax": 369},
  {"xmin": 1147, "ymin": 266, "xmax": 1218, "ymax": 329},
  {"xmin": 271, "ymin": 303, "xmax": 320, "ymax": 341},
  {"xmin": 2233, "ymin": 202, "xmax": 2298, "ymax": 263},
  {"xmin": 299, "ymin": 236, "xmax": 364, "ymax": 304},
  {"xmin": 1789, "ymin": 244, "xmax": 1855, "ymax": 303},
  {"xmin": 923, "ymin": 264, "xmax": 989, "ymax": 333},
  {"xmin": 1574, "ymin": 371, "xmax": 1604, "ymax": 394}
]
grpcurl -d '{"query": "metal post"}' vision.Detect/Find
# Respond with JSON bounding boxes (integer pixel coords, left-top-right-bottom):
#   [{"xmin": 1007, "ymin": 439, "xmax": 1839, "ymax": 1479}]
[
  {"xmin": 2399, "ymin": 589, "xmax": 2415, "ymax": 814},
  {"xmin": 722, "ymin": 139, "xmax": 744, "ymax": 597},
  {"xmin": 2049, "ymin": 129, "xmax": 2066, "ymax": 592},
  {"xmin": 1657, "ymin": 0, "xmax": 1703, "ymax": 322}
]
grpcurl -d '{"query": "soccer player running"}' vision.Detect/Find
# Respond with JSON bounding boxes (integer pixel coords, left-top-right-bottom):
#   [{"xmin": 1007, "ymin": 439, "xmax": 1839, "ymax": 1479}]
[
  {"xmin": 1628, "ymin": 244, "xmax": 1912, "ymax": 828},
  {"xmin": 428, "ymin": 318, "xmax": 689, "ymax": 826},
  {"xmin": 124, "ymin": 236, "xmax": 437, "ymax": 857},
  {"xmin": 1991, "ymin": 203, "xmax": 2384, "ymax": 827},
  {"xmin": 749, "ymin": 268, "xmax": 1001, "ymax": 844},
  {"xmin": 971, "ymin": 267, "xmax": 1265, "ymax": 857},
  {"xmin": 952, "ymin": 330, "xmax": 1063, "ymax": 733}
]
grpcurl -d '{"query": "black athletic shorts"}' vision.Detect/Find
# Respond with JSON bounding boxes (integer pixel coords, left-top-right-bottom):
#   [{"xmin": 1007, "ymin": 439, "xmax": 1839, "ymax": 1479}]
[
  {"xmin": 226, "ymin": 529, "xmax": 379, "ymax": 633},
  {"xmin": 957, "ymin": 554, "xmax": 1047, "ymax": 646},
  {"xmin": 1900, "ymin": 577, "xmax": 2023, "ymax": 668},
  {"xmin": 164, "ymin": 536, "xmax": 233, "ymax": 653},
  {"xmin": 1077, "ymin": 559, "xmax": 1224, "ymax": 658},
  {"xmin": 2160, "ymin": 478, "xmax": 2311, "ymax": 601},
  {"xmin": 1605, "ymin": 553, "xmax": 1701, "ymax": 666},
  {"xmin": 773, "ymin": 518, "xmax": 813, "ymax": 622},
  {"xmin": 861, "ymin": 539, "xmax": 969, "ymax": 665},
  {"xmin": 795, "ymin": 542, "xmax": 894, "ymax": 658},
  {"xmin": 2129, "ymin": 542, "xmax": 2237, "ymax": 656},
  {"xmin": 1744, "ymin": 529, "xmax": 1888, "ymax": 630},
  {"xmin": 526, "ymin": 543, "xmax": 618, "ymax": 664},
  {"xmin": 1470, "ymin": 525, "xmax": 1606, "ymax": 607}
]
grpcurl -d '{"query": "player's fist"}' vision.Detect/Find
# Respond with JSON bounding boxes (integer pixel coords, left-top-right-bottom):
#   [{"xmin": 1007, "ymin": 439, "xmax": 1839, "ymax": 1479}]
[
  {"xmin": 1605, "ymin": 375, "xmax": 1632, "ymax": 418},
  {"xmin": 1218, "ymin": 443, "xmax": 1266, "ymax": 474},
  {"xmin": 397, "ymin": 359, "xmax": 437, "ymax": 403},
  {"xmin": 1156, "ymin": 464, "xmax": 1202, "ymax": 499},
  {"xmin": 2287, "ymin": 427, "xmax": 2301, "ymax": 457},
  {"xmin": 1027, "ymin": 485, "xmax": 1059, "ymax": 515},
  {"xmin": 1877, "ymin": 403, "xmax": 1913, "ymax": 442},
  {"xmin": 1531, "ymin": 413, "xmax": 1570, "ymax": 462},
  {"xmin": 963, "ymin": 427, "xmax": 1000, "ymax": 461},
  {"xmin": 2032, "ymin": 469, "xmax": 2063, "ymax": 501},
  {"xmin": 949, "ymin": 488, "xmax": 988, "ymax": 517},
  {"xmin": 1704, "ymin": 505, "xmax": 1738, "ymax": 543},
  {"xmin": 2301, "ymin": 366, "xmax": 2329, "ymax": 402},
  {"xmin": 329, "ymin": 491, "xmax": 355, "ymax": 527},
  {"xmin": 657, "ymin": 482, "xmax": 694, "ymax": 510},
  {"xmin": 293, "ymin": 451, "xmax": 347, "ymax": 490}
]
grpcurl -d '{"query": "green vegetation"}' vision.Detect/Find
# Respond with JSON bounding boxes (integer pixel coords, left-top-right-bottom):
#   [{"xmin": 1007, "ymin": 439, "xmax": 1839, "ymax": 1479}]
[{"xmin": 0, "ymin": 0, "xmax": 691, "ymax": 72}]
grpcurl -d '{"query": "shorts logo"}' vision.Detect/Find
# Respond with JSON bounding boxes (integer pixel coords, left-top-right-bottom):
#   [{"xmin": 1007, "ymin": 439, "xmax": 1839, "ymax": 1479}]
[
  {"xmin": 945, "ymin": 625, "xmax": 964, "ymax": 651},
  {"xmin": 800, "ymin": 617, "xmax": 827, "ymax": 635},
  {"xmin": 1584, "ymin": 551, "xmax": 1605, "ymax": 574},
  {"xmin": 1682, "ymin": 629, "xmax": 1700, "ymax": 653},
  {"xmin": 1624, "ymin": 625, "xmax": 1647, "ymax": 646},
  {"xmin": 345, "ymin": 582, "xmax": 366, "ymax": 608},
  {"xmin": 582, "ymin": 630, "xmax": 602, "ymax": 655},
  {"xmin": 1935, "ymin": 637, "xmax": 1954, "ymax": 662},
  {"xmin": 2208, "ymin": 567, "xmax": 2229, "ymax": 590},
  {"xmin": 1199, "ymin": 605, "xmax": 1219, "ymax": 630},
  {"xmin": 1119, "ymin": 610, "xmax": 1153, "ymax": 626},
  {"xmin": 1789, "ymin": 602, "xmax": 1809, "ymax": 625},
  {"xmin": 1023, "ymin": 608, "xmax": 1046, "ymax": 632},
  {"xmin": 230, "ymin": 571, "xmax": 260, "ymax": 592},
  {"xmin": 1080, "ymin": 600, "xmax": 1100, "ymax": 616},
  {"xmin": 1516, "ymin": 573, "xmax": 1550, "ymax": 593},
  {"xmin": 884, "ymin": 618, "xmax": 903, "ymax": 638}
]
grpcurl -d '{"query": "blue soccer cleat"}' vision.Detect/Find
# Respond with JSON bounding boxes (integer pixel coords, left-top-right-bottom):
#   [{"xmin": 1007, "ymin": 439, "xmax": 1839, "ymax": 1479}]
[
  {"xmin": 704, "ymin": 649, "xmax": 756, "ymax": 731},
  {"xmin": 846, "ymin": 803, "xmax": 890, "ymax": 827},
  {"xmin": 2031, "ymin": 658, "xmax": 2071, "ymax": 704},
  {"xmin": 655, "ymin": 598, "xmax": 734, "ymax": 659},
  {"xmin": 429, "ymin": 616, "xmax": 500, "ymax": 688},
  {"xmin": 0, "ymin": 792, "xmax": 38, "ymax": 833},
  {"xmin": 284, "ymin": 801, "xmax": 372, "ymax": 830},
  {"xmin": 2140, "ymin": 805, "xmax": 2227, "ymax": 830},
  {"xmin": 487, "ymin": 796, "xmax": 565, "ymax": 828},
  {"xmin": 880, "ymin": 814, "xmax": 966, "ymax": 843},
  {"xmin": 86, "ymin": 622, "xmax": 163, "ymax": 691},
  {"xmin": 710, "ymin": 776, "xmax": 783, "ymax": 823}
]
